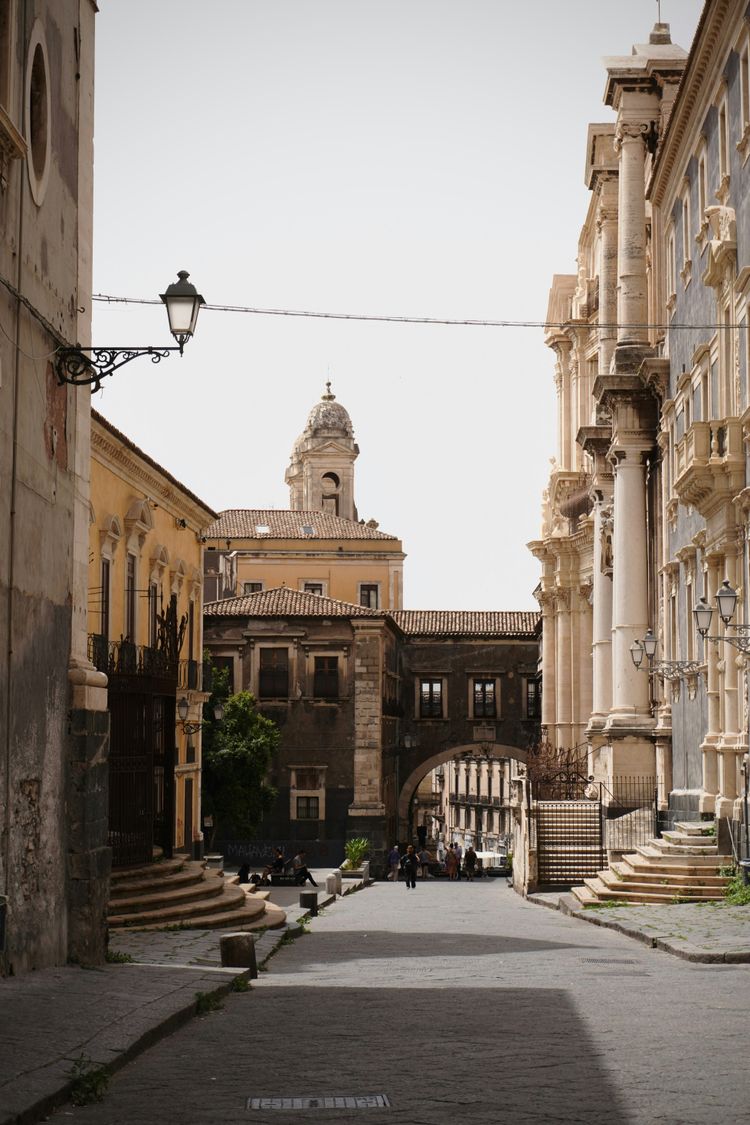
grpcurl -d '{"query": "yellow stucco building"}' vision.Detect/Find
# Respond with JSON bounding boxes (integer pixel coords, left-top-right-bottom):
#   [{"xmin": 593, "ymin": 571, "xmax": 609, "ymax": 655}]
[{"xmin": 88, "ymin": 410, "xmax": 217, "ymax": 866}]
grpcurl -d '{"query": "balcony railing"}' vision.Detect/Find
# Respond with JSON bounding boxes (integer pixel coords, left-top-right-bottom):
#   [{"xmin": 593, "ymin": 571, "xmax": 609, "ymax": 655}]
[{"xmin": 88, "ymin": 635, "xmax": 178, "ymax": 681}]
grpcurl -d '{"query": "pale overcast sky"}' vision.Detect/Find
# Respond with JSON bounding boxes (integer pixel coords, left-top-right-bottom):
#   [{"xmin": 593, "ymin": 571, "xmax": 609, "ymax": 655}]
[{"xmin": 91, "ymin": 0, "xmax": 704, "ymax": 611}]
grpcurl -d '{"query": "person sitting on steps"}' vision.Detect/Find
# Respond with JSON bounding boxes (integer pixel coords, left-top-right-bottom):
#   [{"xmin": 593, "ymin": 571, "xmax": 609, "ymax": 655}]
[{"xmin": 292, "ymin": 849, "xmax": 318, "ymax": 886}]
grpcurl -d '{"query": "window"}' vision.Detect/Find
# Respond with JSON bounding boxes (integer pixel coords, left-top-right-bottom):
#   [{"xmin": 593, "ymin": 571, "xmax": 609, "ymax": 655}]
[
  {"xmin": 473, "ymin": 678, "xmax": 497, "ymax": 718},
  {"xmin": 526, "ymin": 678, "xmax": 541, "ymax": 720},
  {"xmin": 666, "ymin": 226, "xmax": 676, "ymax": 306},
  {"xmin": 359, "ymin": 583, "xmax": 379, "ymax": 609},
  {"xmin": 419, "ymin": 678, "xmax": 443, "ymax": 718},
  {"xmin": 303, "ymin": 582, "xmax": 323, "ymax": 595},
  {"xmin": 313, "ymin": 656, "xmax": 338, "ymax": 700},
  {"xmin": 243, "ymin": 582, "xmax": 263, "ymax": 594},
  {"xmin": 718, "ymin": 96, "xmax": 730, "ymax": 198},
  {"xmin": 697, "ymin": 150, "xmax": 707, "ymax": 236},
  {"xmin": 295, "ymin": 769, "xmax": 320, "ymax": 790},
  {"xmin": 296, "ymin": 796, "xmax": 319, "ymax": 820},
  {"xmin": 680, "ymin": 185, "xmax": 691, "ymax": 284},
  {"xmin": 211, "ymin": 655, "xmax": 235, "ymax": 695},
  {"xmin": 100, "ymin": 558, "xmax": 110, "ymax": 643},
  {"xmin": 125, "ymin": 554, "xmax": 136, "ymax": 641},
  {"xmin": 148, "ymin": 581, "xmax": 158, "ymax": 648},
  {"xmin": 259, "ymin": 648, "xmax": 289, "ymax": 698},
  {"xmin": 742, "ymin": 45, "xmax": 750, "ymax": 135}
]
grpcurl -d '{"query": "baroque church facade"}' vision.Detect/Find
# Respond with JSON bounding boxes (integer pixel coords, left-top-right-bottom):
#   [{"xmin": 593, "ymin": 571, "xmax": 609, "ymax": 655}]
[{"xmin": 532, "ymin": 1, "xmax": 750, "ymax": 848}]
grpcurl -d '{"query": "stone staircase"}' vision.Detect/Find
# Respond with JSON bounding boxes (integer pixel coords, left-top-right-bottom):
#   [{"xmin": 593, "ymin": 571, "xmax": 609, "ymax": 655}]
[
  {"xmin": 570, "ymin": 821, "xmax": 733, "ymax": 906},
  {"xmin": 108, "ymin": 857, "xmax": 286, "ymax": 931}
]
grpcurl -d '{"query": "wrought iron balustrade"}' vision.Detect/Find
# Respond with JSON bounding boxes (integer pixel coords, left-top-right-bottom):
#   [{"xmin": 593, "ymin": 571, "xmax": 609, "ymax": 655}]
[{"xmin": 88, "ymin": 634, "xmax": 178, "ymax": 681}]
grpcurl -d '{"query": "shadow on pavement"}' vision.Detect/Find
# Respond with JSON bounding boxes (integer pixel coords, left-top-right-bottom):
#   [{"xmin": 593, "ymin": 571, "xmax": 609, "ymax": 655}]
[
  {"xmin": 67, "ymin": 985, "xmax": 628, "ymax": 1124},
  {"xmin": 270, "ymin": 930, "xmax": 598, "ymax": 963}
]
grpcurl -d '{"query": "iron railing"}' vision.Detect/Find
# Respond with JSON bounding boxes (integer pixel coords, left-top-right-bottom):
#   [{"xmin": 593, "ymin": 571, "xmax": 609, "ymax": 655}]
[
  {"xmin": 601, "ymin": 776, "xmax": 658, "ymax": 852},
  {"xmin": 89, "ymin": 634, "xmax": 178, "ymax": 681}
]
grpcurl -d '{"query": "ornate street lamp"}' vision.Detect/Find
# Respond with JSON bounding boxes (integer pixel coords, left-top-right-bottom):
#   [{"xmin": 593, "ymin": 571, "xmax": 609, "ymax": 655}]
[
  {"xmin": 55, "ymin": 270, "xmax": 205, "ymax": 390},
  {"xmin": 693, "ymin": 580, "xmax": 750, "ymax": 653},
  {"xmin": 630, "ymin": 629, "xmax": 701, "ymax": 681},
  {"xmin": 177, "ymin": 695, "xmax": 224, "ymax": 735}
]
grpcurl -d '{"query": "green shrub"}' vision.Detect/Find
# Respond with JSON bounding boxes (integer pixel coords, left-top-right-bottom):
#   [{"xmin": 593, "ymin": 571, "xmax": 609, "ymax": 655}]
[
  {"xmin": 344, "ymin": 837, "xmax": 369, "ymax": 869},
  {"xmin": 724, "ymin": 870, "xmax": 750, "ymax": 905},
  {"xmin": 68, "ymin": 1055, "xmax": 109, "ymax": 1106}
]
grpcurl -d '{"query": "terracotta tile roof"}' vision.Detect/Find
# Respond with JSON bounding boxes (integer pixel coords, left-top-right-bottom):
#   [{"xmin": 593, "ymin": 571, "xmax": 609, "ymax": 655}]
[
  {"xmin": 390, "ymin": 610, "xmax": 539, "ymax": 637},
  {"xmin": 203, "ymin": 509, "xmax": 399, "ymax": 542},
  {"xmin": 204, "ymin": 586, "xmax": 383, "ymax": 618}
]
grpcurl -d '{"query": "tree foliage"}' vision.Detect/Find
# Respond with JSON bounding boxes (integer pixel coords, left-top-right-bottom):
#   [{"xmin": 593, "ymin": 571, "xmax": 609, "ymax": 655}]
[{"xmin": 201, "ymin": 666, "xmax": 279, "ymax": 846}]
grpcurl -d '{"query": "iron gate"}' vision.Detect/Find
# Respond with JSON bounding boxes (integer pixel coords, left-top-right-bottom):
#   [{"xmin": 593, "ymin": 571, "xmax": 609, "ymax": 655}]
[{"xmin": 536, "ymin": 799, "xmax": 604, "ymax": 885}]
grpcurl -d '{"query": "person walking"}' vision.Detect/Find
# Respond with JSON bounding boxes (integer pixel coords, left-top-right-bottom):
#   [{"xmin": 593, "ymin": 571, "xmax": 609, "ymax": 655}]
[
  {"xmin": 400, "ymin": 844, "xmax": 419, "ymax": 889},
  {"xmin": 444, "ymin": 845, "xmax": 458, "ymax": 881},
  {"xmin": 387, "ymin": 844, "xmax": 401, "ymax": 882},
  {"xmin": 464, "ymin": 844, "xmax": 477, "ymax": 882},
  {"xmin": 418, "ymin": 846, "xmax": 431, "ymax": 879},
  {"xmin": 454, "ymin": 841, "xmax": 463, "ymax": 881}
]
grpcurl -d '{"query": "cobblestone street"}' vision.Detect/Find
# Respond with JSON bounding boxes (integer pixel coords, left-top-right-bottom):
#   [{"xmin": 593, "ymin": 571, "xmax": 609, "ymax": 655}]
[{"xmin": 57, "ymin": 880, "xmax": 750, "ymax": 1125}]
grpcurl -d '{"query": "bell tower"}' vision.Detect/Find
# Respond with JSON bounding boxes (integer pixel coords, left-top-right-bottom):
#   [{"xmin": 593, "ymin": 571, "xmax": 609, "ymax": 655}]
[{"xmin": 286, "ymin": 383, "xmax": 359, "ymax": 521}]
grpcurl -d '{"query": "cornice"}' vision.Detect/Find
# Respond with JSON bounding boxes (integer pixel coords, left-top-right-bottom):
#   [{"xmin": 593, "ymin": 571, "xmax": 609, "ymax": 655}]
[
  {"xmin": 650, "ymin": 0, "xmax": 737, "ymax": 206},
  {"xmin": 91, "ymin": 429, "xmax": 214, "ymax": 529}
]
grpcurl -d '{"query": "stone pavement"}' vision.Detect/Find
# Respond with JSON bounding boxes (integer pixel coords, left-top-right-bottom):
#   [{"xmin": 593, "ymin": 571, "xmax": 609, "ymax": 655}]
[
  {"xmin": 529, "ymin": 889, "xmax": 750, "ymax": 962},
  {"xmin": 48, "ymin": 879, "xmax": 750, "ymax": 1124},
  {"xmin": 0, "ymin": 868, "xmax": 352, "ymax": 1125}
]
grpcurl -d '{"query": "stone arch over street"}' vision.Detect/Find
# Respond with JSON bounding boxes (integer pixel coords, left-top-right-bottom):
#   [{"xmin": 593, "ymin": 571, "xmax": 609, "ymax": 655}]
[{"xmin": 396, "ymin": 742, "xmax": 529, "ymax": 830}]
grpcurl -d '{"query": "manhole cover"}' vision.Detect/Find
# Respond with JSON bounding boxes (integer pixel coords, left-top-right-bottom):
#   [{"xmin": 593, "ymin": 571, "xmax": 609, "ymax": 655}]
[
  {"xmin": 247, "ymin": 1095, "xmax": 391, "ymax": 1111},
  {"xmin": 581, "ymin": 958, "xmax": 637, "ymax": 965}
]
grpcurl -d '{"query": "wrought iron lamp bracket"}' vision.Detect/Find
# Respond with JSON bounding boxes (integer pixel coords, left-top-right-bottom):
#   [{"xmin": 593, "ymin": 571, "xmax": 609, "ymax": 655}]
[
  {"xmin": 705, "ymin": 629, "xmax": 750, "ymax": 655},
  {"xmin": 179, "ymin": 719, "xmax": 204, "ymax": 737},
  {"xmin": 55, "ymin": 345, "xmax": 183, "ymax": 390},
  {"xmin": 649, "ymin": 659, "xmax": 702, "ymax": 681}
]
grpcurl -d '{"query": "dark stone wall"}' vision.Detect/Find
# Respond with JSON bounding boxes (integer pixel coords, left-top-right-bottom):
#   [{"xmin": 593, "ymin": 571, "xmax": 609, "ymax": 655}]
[{"xmin": 66, "ymin": 709, "xmax": 111, "ymax": 966}]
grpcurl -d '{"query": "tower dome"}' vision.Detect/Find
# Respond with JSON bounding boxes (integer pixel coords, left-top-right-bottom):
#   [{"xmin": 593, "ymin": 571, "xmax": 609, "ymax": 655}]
[{"xmin": 304, "ymin": 383, "xmax": 354, "ymax": 439}]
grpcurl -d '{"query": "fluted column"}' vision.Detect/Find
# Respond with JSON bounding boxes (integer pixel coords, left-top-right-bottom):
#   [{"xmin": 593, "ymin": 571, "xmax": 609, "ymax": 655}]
[
  {"xmin": 598, "ymin": 183, "xmax": 619, "ymax": 376},
  {"xmin": 540, "ymin": 594, "xmax": 557, "ymax": 735},
  {"xmin": 615, "ymin": 122, "xmax": 649, "ymax": 347},
  {"xmin": 555, "ymin": 592, "xmax": 573, "ymax": 747},
  {"xmin": 700, "ymin": 559, "xmax": 721, "ymax": 813},
  {"xmin": 609, "ymin": 444, "xmax": 651, "ymax": 718},
  {"xmin": 591, "ymin": 490, "xmax": 614, "ymax": 722}
]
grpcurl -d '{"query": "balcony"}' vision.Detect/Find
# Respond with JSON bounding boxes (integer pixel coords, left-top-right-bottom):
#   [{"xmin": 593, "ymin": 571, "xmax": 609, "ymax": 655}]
[
  {"xmin": 88, "ymin": 635, "xmax": 179, "ymax": 682},
  {"xmin": 674, "ymin": 419, "xmax": 745, "ymax": 516}
]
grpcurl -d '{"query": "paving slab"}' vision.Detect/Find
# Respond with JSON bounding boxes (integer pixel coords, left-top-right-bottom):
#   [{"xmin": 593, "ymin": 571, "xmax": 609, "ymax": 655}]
[
  {"xmin": 0, "ymin": 871, "xmax": 364, "ymax": 1125},
  {"xmin": 528, "ymin": 889, "xmax": 750, "ymax": 962}
]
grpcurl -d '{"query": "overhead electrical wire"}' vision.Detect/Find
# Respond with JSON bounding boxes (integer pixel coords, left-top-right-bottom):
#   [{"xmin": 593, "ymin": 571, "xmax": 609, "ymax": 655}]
[{"xmin": 91, "ymin": 293, "xmax": 746, "ymax": 333}]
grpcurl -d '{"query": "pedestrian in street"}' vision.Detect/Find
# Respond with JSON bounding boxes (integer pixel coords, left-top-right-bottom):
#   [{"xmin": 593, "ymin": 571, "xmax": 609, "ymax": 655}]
[
  {"xmin": 464, "ymin": 845, "xmax": 477, "ymax": 882},
  {"xmin": 387, "ymin": 844, "xmax": 401, "ymax": 882},
  {"xmin": 445, "ymin": 845, "xmax": 458, "ymax": 880},
  {"xmin": 237, "ymin": 863, "xmax": 251, "ymax": 884},
  {"xmin": 261, "ymin": 847, "xmax": 286, "ymax": 885},
  {"xmin": 292, "ymin": 849, "xmax": 318, "ymax": 886},
  {"xmin": 400, "ymin": 844, "xmax": 419, "ymax": 889},
  {"xmin": 418, "ymin": 846, "xmax": 431, "ymax": 879},
  {"xmin": 454, "ymin": 840, "xmax": 463, "ymax": 880}
]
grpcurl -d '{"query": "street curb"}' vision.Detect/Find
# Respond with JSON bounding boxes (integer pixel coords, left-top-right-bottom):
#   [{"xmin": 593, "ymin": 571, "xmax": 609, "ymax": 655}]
[
  {"xmin": 1, "ymin": 968, "xmax": 251, "ymax": 1125},
  {"xmin": 529, "ymin": 890, "xmax": 750, "ymax": 963}
]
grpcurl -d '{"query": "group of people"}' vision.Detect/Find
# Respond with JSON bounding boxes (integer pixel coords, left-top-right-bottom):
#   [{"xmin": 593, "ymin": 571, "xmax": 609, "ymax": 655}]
[
  {"xmin": 387, "ymin": 841, "xmax": 480, "ymax": 885},
  {"xmin": 237, "ymin": 846, "xmax": 318, "ymax": 887}
]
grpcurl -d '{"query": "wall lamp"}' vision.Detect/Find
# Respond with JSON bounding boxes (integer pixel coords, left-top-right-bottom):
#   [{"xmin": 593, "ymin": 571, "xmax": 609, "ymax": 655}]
[
  {"xmin": 630, "ymin": 628, "xmax": 701, "ymax": 680},
  {"xmin": 694, "ymin": 580, "xmax": 750, "ymax": 654},
  {"xmin": 55, "ymin": 270, "xmax": 205, "ymax": 390},
  {"xmin": 177, "ymin": 695, "xmax": 225, "ymax": 736}
]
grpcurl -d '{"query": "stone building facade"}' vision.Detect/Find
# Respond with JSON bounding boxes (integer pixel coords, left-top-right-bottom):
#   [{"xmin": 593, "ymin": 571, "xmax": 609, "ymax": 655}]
[
  {"xmin": 203, "ymin": 595, "xmax": 539, "ymax": 867},
  {"xmin": 88, "ymin": 411, "xmax": 216, "ymax": 867},
  {"xmin": 0, "ymin": 0, "xmax": 103, "ymax": 974},
  {"xmin": 533, "ymin": 2, "xmax": 750, "ymax": 842}
]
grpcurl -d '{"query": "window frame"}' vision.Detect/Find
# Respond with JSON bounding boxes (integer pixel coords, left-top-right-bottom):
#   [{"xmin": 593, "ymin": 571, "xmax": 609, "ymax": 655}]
[
  {"xmin": 471, "ymin": 676, "xmax": 498, "ymax": 719},
  {"xmin": 418, "ymin": 677, "xmax": 445, "ymax": 719},
  {"xmin": 243, "ymin": 581, "xmax": 263, "ymax": 595},
  {"xmin": 258, "ymin": 646, "xmax": 290, "ymax": 700},
  {"xmin": 125, "ymin": 553, "xmax": 137, "ymax": 642},
  {"xmin": 313, "ymin": 655, "xmax": 339, "ymax": 701},
  {"xmin": 359, "ymin": 582, "xmax": 380, "ymax": 609}
]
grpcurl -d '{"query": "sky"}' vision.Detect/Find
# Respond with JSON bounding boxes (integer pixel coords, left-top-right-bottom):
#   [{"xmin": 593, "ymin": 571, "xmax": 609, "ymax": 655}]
[{"xmin": 91, "ymin": 0, "xmax": 705, "ymax": 611}]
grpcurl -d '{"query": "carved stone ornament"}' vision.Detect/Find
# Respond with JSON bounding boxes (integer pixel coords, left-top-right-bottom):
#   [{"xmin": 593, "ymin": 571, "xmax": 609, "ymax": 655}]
[
  {"xmin": 0, "ymin": 105, "xmax": 26, "ymax": 191},
  {"xmin": 599, "ymin": 505, "xmax": 614, "ymax": 576},
  {"xmin": 702, "ymin": 206, "xmax": 737, "ymax": 288}
]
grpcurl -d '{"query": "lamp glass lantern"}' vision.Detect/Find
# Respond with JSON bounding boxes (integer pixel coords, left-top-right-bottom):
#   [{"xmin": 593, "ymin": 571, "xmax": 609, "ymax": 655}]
[
  {"xmin": 177, "ymin": 696, "xmax": 189, "ymax": 722},
  {"xmin": 716, "ymin": 580, "xmax": 738, "ymax": 626},
  {"xmin": 693, "ymin": 597, "xmax": 713, "ymax": 638},
  {"xmin": 160, "ymin": 270, "xmax": 205, "ymax": 351},
  {"xmin": 213, "ymin": 700, "xmax": 225, "ymax": 723},
  {"xmin": 643, "ymin": 629, "xmax": 657, "ymax": 661},
  {"xmin": 630, "ymin": 639, "xmax": 644, "ymax": 669}
]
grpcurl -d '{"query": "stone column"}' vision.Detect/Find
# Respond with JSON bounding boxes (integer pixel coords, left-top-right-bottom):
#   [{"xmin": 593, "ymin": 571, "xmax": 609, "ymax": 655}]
[
  {"xmin": 576, "ymin": 583, "xmax": 594, "ymax": 742},
  {"xmin": 591, "ymin": 490, "xmax": 614, "ymax": 721},
  {"xmin": 615, "ymin": 122, "xmax": 649, "ymax": 347},
  {"xmin": 540, "ymin": 593, "xmax": 556, "ymax": 736},
  {"xmin": 700, "ymin": 559, "xmax": 721, "ymax": 814},
  {"xmin": 555, "ymin": 592, "xmax": 572, "ymax": 747},
  {"xmin": 598, "ymin": 181, "xmax": 619, "ymax": 376},
  {"xmin": 609, "ymin": 442, "xmax": 651, "ymax": 720},
  {"xmin": 350, "ymin": 622, "xmax": 387, "ymax": 852}
]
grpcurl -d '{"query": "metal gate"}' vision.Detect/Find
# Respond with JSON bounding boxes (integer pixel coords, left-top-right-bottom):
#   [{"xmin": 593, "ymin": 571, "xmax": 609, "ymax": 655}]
[{"xmin": 536, "ymin": 800, "xmax": 604, "ymax": 886}]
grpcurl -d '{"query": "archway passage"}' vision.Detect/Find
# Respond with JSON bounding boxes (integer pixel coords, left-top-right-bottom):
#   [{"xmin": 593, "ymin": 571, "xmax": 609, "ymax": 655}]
[{"xmin": 395, "ymin": 742, "xmax": 528, "ymax": 847}]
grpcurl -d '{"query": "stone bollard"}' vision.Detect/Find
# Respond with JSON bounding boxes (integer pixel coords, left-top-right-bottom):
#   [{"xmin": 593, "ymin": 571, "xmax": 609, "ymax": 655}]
[
  {"xmin": 219, "ymin": 932, "xmax": 258, "ymax": 978},
  {"xmin": 361, "ymin": 860, "xmax": 370, "ymax": 884},
  {"xmin": 299, "ymin": 890, "xmax": 318, "ymax": 916},
  {"xmin": 333, "ymin": 869, "xmax": 343, "ymax": 895},
  {"xmin": 325, "ymin": 873, "xmax": 338, "ymax": 897}
]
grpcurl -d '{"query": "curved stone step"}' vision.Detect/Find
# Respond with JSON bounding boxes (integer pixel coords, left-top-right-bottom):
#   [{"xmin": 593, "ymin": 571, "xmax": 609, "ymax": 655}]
[
  {"xmin": 112, "ymin": 869, "xmax": 226, "ymax": 914},
  {"xmin": 110, "ymin": 862, "xmax": 208, "ymax": 900},
  {"xmin": 110, "ymin": 896, "xmax": 281, "ymax": 933},
  {"xmin": 613, "ymin": 860, "xmax": 729, "ymax": 888},
  {"xmin": 110, "ymin": 857, "xmax": 188, "ymax": 884},
  {"xmin": 108, "ymin": 883, "xmax": 265, "ymax": 928}
]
